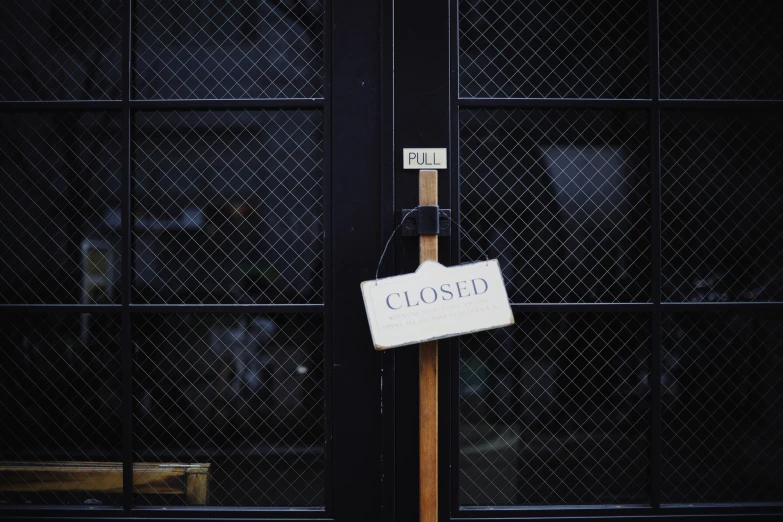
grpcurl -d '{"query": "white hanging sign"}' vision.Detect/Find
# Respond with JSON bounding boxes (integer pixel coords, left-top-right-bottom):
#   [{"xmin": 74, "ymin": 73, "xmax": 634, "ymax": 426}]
[{"xmin": 361, "ymin": 260, "xmax": 514, "ymax": 350}]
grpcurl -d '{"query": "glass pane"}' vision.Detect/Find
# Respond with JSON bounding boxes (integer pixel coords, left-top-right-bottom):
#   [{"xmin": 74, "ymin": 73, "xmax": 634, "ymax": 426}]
[
  {"xmin": 134, "ymin": 0, "xmax": 324, "ymax": 99},
  {"xmin": 0, "ymin": 0, "xmax": 122, "ymax": 100},
  {"xmin": 661, "ymin": 313, "xmax": 783, "ymax": 503},
  {"xmin": 0, "ymin": 112, "xmax": 122, "ymax": 304},
  {"xmin": 460, "ymin": 108, "xmax": 650, "ymax": 303},
  {"xmin": 133, "ymin": 313, "xmax": 324, "ymax": 507},
  {"xmin": 661, "ymin": 111, "xmax": 783, "ymax": 302},
  {"xmin": 132, "ymin": 109, "xmax": 323, "ymax": 304},
  {"xmin": 0, "ymin": 313, "xmax": 122, "ymax": 506},
  {"xmin": 460, "ymin": 313, "xmax": 650, "ymax": 506},
  {"xmin": 459, "ymin": 0, "xmax": 648, "ymax": 98},
  {"xmin": 660, "ymin": 0, "xmax": 783, "ymax": 100}
]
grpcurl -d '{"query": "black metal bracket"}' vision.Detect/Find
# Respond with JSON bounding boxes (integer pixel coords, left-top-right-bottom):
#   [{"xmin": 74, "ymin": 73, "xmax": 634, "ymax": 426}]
[{"xmin": 401, "ymin": 207, "xmax": 451, "ymax": 236}]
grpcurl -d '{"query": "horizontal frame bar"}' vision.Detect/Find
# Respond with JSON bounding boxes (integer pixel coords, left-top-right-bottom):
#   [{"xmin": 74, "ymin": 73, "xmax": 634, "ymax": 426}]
[
  {"xmin": 6, "ymin": 98, "xmax": 779, "ymax": 112},
  {"xmin": 456, "ymin": 502, "xmax": 783, "ymax": 519},
  {"xmin": 0, "ymin": 512, "xmax": 330, "ymax": 522},
  {"xmin": 129, "ymin": 303, "xmax": 325, "ymax": 314},
  {"xmin": 510, "ymin": 302, "xmax": 783, "ymax": 313},
  {"xmin": 510, "ymin": 303, "xmax": 653, "ymax": 312},
  {"xmin": 458, "ymin": 98, "xmax": 651, "ymax": 109},
  {"xmin": 0, "ymin": 99, "xmax": 324, "ymax": 111},
  {"xmin": 458, "ymin": 98, "xmax": 783, "ymax": 109},
  {"xmin": 450, "ymin": 511, "xmax": 780, "ymax": 522},
  {"xmin": 4, "ymin": 302, "xmax": 779, "ymax": 314},
  {"xmin": 0, "ymin": 304, "xmax": 325, "ymax": 313}
]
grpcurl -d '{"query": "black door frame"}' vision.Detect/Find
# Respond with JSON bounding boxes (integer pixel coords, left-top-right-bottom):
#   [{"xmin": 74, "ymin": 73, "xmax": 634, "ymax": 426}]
[
  {"xmin": 0, "ymin": 0, "xmax": 384, "ymax": 521},
  {"xmin": 390, "ymin": 0, "xmax": 783, "ymax": 521}
]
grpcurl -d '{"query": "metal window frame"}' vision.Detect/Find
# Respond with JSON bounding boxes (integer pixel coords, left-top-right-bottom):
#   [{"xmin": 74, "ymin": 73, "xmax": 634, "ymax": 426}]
[{"xmin": 0, "ymin": 0, "xmax": 387, "ymax": 520}]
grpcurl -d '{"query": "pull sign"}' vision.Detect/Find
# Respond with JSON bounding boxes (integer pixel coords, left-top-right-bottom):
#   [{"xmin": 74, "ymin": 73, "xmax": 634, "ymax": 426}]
[
  {"xmin": 361, "ymin": 260, "xmax": 514, "ymax": 350},
  {"xmin": 403, "ymin": 148, "xmax": 447, "ymax": 169}
]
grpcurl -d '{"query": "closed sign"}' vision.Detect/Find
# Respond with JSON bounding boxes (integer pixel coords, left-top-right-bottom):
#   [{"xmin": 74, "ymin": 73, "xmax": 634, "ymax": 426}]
[{"xmin": 361, "ymin": 260, "xmax": 514, "ymax": 350}]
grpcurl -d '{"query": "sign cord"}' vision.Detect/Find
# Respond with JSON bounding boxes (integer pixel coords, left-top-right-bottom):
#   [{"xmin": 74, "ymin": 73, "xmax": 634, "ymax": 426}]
[{"xmin": 375, "ymin": 206, "xmax": 488, "ymax": 283}]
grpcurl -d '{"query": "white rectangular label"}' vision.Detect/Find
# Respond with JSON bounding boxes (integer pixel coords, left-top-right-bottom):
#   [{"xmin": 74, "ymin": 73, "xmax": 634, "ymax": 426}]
[
  {"xmin": 402, "ymin": 148, "xmax": 447, "ymax": 169},
  {"xmin": 361, "ymin": 260, "xmax": 514, "ymax": 350}
]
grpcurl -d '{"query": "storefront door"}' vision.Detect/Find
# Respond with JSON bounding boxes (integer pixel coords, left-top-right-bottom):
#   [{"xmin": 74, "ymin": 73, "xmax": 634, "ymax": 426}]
[
  {"xmin": 1, "ymin": 1, "xmax": 382, "ymax": 520},
  {"xmin": 389, "ymin": 1, "xmax": 783, "ymax": 521}
]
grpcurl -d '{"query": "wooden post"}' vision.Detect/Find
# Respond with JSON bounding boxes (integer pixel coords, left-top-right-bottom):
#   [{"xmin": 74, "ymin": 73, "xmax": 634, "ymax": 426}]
[{"xmin": 419, "ymin": 169, "xmax": 438, "ymax": 522}]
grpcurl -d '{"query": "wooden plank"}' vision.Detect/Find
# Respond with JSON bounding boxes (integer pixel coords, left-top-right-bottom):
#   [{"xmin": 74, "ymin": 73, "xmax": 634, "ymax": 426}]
[
  {"xmin": 0, "ymin": 461, "xmax": 210, "ymax": 505},
  {"xmin": 418, "ymin": 169, "xmax": 438, "ymax": 522},
  {"xmin": 186, "ymin": 469, "xmax": 210, "ymax": 506},
  {"xmin": 0, "ymin": 462, "xmax": 209, "ymax": 474}
]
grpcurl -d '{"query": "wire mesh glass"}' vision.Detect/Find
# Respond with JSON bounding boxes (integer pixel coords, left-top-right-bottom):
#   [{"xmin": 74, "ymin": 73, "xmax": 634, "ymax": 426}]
[
  {"xmin": 459, "ymin": 108, "xmax": 650, "ymax": 303},
  {"xmin": 661, "ymin": 313, "xmax": 783, "ymax": 503},
  {"xmin": 134, "ymin": 0, "xmax": 324, "ymax": 100},
  {"xmin": 0, "ymin": 0, "xmax": 122, "ymax": 101},
  {"xmin": 0, "ymin": 313, "xmax": 123, "ymax": 506},
  {"xmin": 132, "ymin": 313, "xmax": 324, "ymax": 507},
  {"xmin": 661, "ymin": 111, "xmax": 783, "ymax": 303},
  {"xmin": 660, "ymin": 0, "xmax": 783, "ymax": 100},
  {"xmin": 0, "ymin": 111, "xmax": 122, "ymax": 304},
  {"xmin": 132, "ymin": 109, "xmax": 323, "ymax": 304},
  {"xmin": 458, "ymin": 0, "xmax": 648, "ymax": 99},
  {"xmin": 459, "ymin": 313, "xmax": 650, "ymax": 506}
]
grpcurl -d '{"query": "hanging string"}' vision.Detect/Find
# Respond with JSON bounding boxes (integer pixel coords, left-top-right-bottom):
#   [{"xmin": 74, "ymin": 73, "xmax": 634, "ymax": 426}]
[{"xmin": 375, "ymin": 206, "xmax": 489, "ymax": 283}]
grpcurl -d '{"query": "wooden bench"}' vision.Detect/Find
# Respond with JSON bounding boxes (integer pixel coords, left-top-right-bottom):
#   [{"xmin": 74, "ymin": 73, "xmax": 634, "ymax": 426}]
[{"xmin": 0, "ymin": 462, "xmax": 210, "ymax": 505}]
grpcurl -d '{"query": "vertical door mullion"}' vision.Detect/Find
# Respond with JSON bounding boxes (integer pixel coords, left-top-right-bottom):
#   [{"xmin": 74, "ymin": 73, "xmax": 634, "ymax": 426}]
[
  {"xmin": 120, "ymin": 0, "xmax": 133, "ymax": 512},
  {"xmin": 449, "ymin": 0, "xmax": 462, "ymax": 516},
  {"xmin": 649, "ymin": 0, "xmax": 662, "ymax": 510},
  {"xmin": 394, "ymin": 0, "xmax": 451, "ymax": 520},
  {"xmin": 322, "ymin": 0, "xmax": 334, "ymax": 514},
  {"xmin": 331, "ymin": 0, "xmax": 385, "ymax": 520}
]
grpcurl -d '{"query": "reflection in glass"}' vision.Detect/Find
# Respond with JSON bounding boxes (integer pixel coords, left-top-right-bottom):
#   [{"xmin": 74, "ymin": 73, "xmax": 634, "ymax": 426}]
[
  {"xmin": 133, "ymin": 313, "xmax": 324, "ymax": 507},
  {"xmin": 661, "ymin": 313, "xmax": 783, "ymax": 503},
  {"xmin": 0, "ymin": 314, "xmax": 122, "ymax": 505},
  {"xmin": 459, "ymin": 0, "xmax": 648, "ymax": 99},
  {"xmin": 0, "ymin": 112, "xmax": 121, "ymax": 304},
  {"xmin": 132, "ymin": 110, "xmax": 323, "ymax": 304},
  {"xmin": 0, "ymin": 0, "xmax": 122, "ymax": 101},
  {"xmin": 133, "ymin": 0, "xmax": 324, "ymax": 100},
  {"xmin": 662, "ymin": 111, "xmax": 783, "ymax": 302},
  {"xmin": 460, "ymin": 109, "xmax": 650, "ymax": 303},
  {"xmin": 460, "ymin": 313, "xmax": 650, "ymax": 506}
]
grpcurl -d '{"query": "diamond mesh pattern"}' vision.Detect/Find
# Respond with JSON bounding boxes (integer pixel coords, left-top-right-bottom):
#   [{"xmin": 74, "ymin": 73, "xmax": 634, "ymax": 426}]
[
  {"xmin": 660, "ymin": 0, "xmax": 783, "ymax": 100},
  {"xmin": 0, "ymin": 313, "xmax": 122, "ymax": 505},
  {"xmin": 460, "ymin": 313, "xmax": 650, "ymax": 506},
  {"xmin": 460, "ymin": 109, "xmax": 650, "ymax": 303},
  {"xmin": 133, "ymin": 313, "xmax": 324, "ymax": 506},
  {"xmin": 458, "ymin": 0, "xmax": 648, "ymax": 99},
  {"xmin": 134, "ymin": 0, "xmax": 324, "ymax": 100},
  {"xmin": 661, "ymin": 111, "xmax": 783, "ymax": 302},
  {"xmin": 661, "ymin": 313, "xmax": 783, "ymax": 503},
  {"xmin": 132, "ymin": 110, "xmax": 323, "ymax": 304},
  {"xmin": 0, "ymin": 0, "xmax": 122, "ymax": 100},
  {"xmin": 0, "ymin": 111, "xmax": 122, "ymax": 304}
]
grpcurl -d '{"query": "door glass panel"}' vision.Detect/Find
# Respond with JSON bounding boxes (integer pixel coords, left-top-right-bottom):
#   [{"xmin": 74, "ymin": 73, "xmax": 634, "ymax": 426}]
[
  {"xmin": 0, "ymin": 111, "xmax": 122, "ymax": 304},
  {"xmin": 661, "ymin": 111, "xmax": 783, "ymax": 302},
  {"xmin": 133, "ymin": 312, "xmax": 324, "ymax": 506},
  {"xmin": 0, "ymin": 314, "xmax": 123, "ymax": 505},
  {"xmin": 661, "ymin": 313, "xmax": 783, "ymax": 503},
  {"xmin": 459, "ymin": 0, "xmax": 648, "ymax": 99},
  {"xmin": 459, "ymin": 108, "xmax": 650, "ymax": 303},
  {"xmin": 0, "ymin": 0, "xmax": 122, "ymax": 101},
  {"xmin": 660, "ymin": 0, "xmax": 783, "ymax": 100},
  {"xmin": 460, "ymin": 313, "xmax": 650, "ymax": 505},
  {"xmin": 134, "ymin": 0, "xmax": 324, "ymax": 100},
  {"xmin": 132, "ymin": 109, "xmax": 324, "ymax": 304}
]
